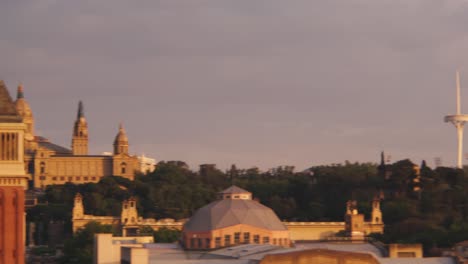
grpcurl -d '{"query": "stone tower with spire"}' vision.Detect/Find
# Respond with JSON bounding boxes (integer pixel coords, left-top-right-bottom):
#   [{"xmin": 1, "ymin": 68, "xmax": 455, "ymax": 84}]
[{"xmin": 72, "ymin": 101, "xmax": 88, "ymax": 155}]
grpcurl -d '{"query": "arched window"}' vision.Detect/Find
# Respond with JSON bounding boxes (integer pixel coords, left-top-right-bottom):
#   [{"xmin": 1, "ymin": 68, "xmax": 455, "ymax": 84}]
[
  {"xmin": 375, "ymin": 217, "xmax": 380, "ymax": 223},
  {"xmin": 121, "ymin": 162, "xmax": 127, "ymax": 174},
  {"xmin": 40, "ymin": 162, "xmax": 46, "ymax": 174}
]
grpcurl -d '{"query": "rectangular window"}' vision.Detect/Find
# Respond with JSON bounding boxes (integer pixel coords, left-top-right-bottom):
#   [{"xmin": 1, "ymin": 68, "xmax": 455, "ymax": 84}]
[
  {"xmin": 39, "ymin": 176, "xmax": 45, "ymax": 180},
  {"xmin": 60, "ymin": 177, "xmax": 64, "ymax": 181},
  {"xmin": 263, "ymin": 237, "xmax": 270, "ymax": 244},
  {"xmin": 224, "ymin": 235, "xmax": 231, "ymax": 246},
  {"xmin": 234, "ymin": 232, "xmax": 240, "ymax": 244},
  {"xmin": 68, "ymin": 177, "xmax": 72, "ymax": 182},
  {"xmin": 253, "ymin": 235, "xmax": 260, "ymax": 244},
  {"xmin": 215, "ymin": 237, "xmax": 221, "ymax": 248},
  {"xmin": 205, "ymin": 238, "xmax": 210, "ymax": 248},
  {"xmin": 243, "ymin": 233, "xmax": 250, "ymax": 244},
  {"xmin": 273, "ymin": 238, "xmax": 277, "ymax": 245},
  {"xmin": 92, "ymin": 177, "xmax": 96, "ymax": 181},
  {"xmin": 52, "ymin": 177, "xmax": 57, "ymax": 181},
  {"xmin": 84, "ymin": 177, "xmax": 89, "ymax": 181},
  {"xmin": 76, "ymin": 177, "xmax": 81, "ymax": 181}
]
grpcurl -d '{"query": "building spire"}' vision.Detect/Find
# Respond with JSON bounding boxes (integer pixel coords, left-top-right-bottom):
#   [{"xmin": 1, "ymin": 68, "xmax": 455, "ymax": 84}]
[
  {"xmin": 72, "ymin": 101, "xmax": 88, "ymax": 155},
  {"xmin": 17, "ymin": 83, "xmax": 24, "ymax": 99},
  {"xmin": 77, "ymin": 101, "xmax": 84, "ymax": 118}
]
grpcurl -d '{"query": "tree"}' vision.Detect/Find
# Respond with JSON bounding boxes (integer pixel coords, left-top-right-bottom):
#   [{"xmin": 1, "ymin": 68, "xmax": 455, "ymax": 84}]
[
  {"xmin": 154, "ymin": 228, "xmax": 181, "ymax": 243},
  {"xmin": 60, "ymin": 222, "xmax": 113, "ymax": 264}
]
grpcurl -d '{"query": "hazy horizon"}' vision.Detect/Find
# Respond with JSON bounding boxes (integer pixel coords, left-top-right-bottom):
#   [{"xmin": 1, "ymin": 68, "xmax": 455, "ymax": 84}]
[{"xmin": 2, "ymin": 1, "xmax": 468, "ymax": 170}]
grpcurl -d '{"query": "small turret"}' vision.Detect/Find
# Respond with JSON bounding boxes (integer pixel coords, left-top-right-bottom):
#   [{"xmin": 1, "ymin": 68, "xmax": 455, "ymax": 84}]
[
  {"xmin": 71, "ymin": 101, "xmax": 88, "ymax": 155},
  {"xmin": 113, "ymin": 123, "xmax": 129, "ymax": 155},
  {"xmin": 344, "ymin": 200, "xmax": 365, "ymax": 240},
  {"xmin": 121, "ymin": 197, "xmax": 138, "ymax": 225},
  {"xmin": 371, "ymin": 197, "xmax": 383, "ymax": 224},
  {"xmin": 72, "ymin": 193, "xmax": 84, "ymax": 219},
  {"xmin": 14, "ymin": 83, "xmax": 35, "ymax": 141}
]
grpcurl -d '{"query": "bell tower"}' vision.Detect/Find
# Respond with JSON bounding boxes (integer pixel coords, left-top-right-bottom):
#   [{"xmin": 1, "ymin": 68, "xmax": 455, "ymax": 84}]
[
  {"xmin": 0, "ymin": 80, "xmax": 28, "ymax": 264},
  {"xmin": 71, "ymin": 101, "xmax": 88, "ymax": 155}
]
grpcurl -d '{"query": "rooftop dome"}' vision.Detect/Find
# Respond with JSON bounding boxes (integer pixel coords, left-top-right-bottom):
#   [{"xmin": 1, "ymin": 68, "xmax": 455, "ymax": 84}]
[
  {"xmin": 114, "ymin": 123, "xmax": 128, "ymax": 144},
  {"xmin": 15, "ymin": 84, "xmax": 33, "ymax": 118},
  {"xmin": 184, "ymin": 186, "xmax": 287, "ymax": 232}
]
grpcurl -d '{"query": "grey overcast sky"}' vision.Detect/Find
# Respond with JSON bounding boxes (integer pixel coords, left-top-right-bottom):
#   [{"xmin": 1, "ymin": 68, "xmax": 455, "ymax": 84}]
[{"xmin": 1, "ymin": 0, "xmax": 468, "ymax": 170}]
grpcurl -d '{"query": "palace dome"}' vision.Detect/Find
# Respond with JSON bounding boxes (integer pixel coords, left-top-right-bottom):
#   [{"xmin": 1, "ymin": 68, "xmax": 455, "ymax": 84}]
[
  {"xmin": 14, "ymin": 84, "xmax": 33, "ymax": 119},
  {"xmin": 114, "ymin": 124, "xmax": 128, "ymax": 143}
]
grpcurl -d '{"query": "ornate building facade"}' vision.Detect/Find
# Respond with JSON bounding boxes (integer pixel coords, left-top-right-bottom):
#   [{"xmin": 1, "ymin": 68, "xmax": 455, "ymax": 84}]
[
  {"xmin": 13, "ymin": 84, "xmax": 139, "ymax": 188},
  {"xmin": 0, "ymin": 81, "xmax": 28, "ymax": 264}
]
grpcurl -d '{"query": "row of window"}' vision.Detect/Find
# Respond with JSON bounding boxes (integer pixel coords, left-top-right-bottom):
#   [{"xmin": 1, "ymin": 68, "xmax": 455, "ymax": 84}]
[
  {"xmin": 39, "ymin": 176, "xmax": 98, "ymax": 182},
  {"xmin": 38, "ymin": 162, "xmax": 127, "ymax": 174},
  {"xmin": 188, "ymin": 232, "xmax": 289, "ymax": 249}
]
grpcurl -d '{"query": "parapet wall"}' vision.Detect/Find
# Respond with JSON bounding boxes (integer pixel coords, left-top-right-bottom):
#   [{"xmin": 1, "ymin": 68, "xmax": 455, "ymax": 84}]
[{"xmin": 284, "ymin": 222, "xmax": 384, "ymax": 241}]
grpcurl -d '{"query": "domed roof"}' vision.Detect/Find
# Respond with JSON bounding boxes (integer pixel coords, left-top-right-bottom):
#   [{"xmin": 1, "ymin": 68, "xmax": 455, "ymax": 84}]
[
  {"xmin": 15, "ymin": 84, "xmax": 33, "ymax": 118},
  {"xmin": 184, "ymin": 186, "xmax": 287, "ymax": 232},
  {"xmin": 114, "ymin": 123, "xmax": 128, "ymax": 143}
]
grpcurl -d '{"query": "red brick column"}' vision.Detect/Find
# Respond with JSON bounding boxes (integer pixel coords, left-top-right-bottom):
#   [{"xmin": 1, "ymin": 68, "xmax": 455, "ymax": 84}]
[{"xmin": 0, "ymin": 187, "xmax": 25, "ymax": 264}]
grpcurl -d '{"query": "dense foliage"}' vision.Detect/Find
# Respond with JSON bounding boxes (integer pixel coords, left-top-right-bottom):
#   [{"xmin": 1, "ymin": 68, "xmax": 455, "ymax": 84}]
[
  {"xmin": 28, "ymin": 159, "xmax": 468, "ymax": 256},
  {"xmin": 60, "ymin": 222, "xmax": 113, "ymax": 264}
]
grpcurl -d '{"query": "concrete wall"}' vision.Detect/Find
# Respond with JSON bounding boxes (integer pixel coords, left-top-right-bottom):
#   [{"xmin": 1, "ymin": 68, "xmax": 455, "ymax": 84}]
[
  {"xmin": 285, "ymin": 222, "xmax": 384, "ymax": 241},
  {"xmin": 121, "ymin": 247, "xmax": 148, "ymax": 264},
  {"xmin": 388, "ymin": 244, "xmax": 423, "ymax": 258},
  {"xmin": 94, "ymin": 234, "xmax": 153, "ymax": 264}
]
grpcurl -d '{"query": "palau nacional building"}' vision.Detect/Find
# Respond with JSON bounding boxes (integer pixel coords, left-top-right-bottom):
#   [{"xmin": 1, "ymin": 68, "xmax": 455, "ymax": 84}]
[
  {"xmin": 12, "ymin": 83, "xmax": 142, "ymax": 189},
  {"xmin": 0, "ymin": 80, "xmax": 146, "ymax": 264}
]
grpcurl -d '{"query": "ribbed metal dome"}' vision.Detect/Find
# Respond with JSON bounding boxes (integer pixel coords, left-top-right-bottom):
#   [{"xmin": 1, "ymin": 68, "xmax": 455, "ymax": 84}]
[{"xmin": 184, "ymin": 186, "xmax": 287, "ymax": 232}]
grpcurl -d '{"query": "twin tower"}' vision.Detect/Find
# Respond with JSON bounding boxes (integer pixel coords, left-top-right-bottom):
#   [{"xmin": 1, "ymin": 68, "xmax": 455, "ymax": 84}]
[{"xmin": 71, "ymin": 101, "xmax": 129, "ymax": 156}]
